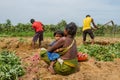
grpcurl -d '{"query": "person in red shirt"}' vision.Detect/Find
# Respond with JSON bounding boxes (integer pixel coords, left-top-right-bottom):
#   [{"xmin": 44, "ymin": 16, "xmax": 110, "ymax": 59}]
[{"xmin": 30, "ymin": 19, "xmax": 44, "ymax": 48}]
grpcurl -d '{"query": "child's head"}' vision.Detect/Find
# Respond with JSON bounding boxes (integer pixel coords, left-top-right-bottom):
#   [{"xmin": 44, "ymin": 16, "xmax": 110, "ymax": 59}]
[
  {"xmin": 54, "ymin": 30, "xmax": 64, "ymax": 40},
  {"xmin": 64, "ymin": 22, "xmax": 77, "ymax": 38}
]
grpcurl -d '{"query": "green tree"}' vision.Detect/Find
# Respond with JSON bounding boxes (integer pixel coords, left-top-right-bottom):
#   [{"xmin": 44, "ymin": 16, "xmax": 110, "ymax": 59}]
[
  {"xmin": 6, "ymin": 19, "xmax": 12, "ymax": 27},
  {"xmin": 57, "ymin": 20, "xmax": 67, "ymax": 30}
]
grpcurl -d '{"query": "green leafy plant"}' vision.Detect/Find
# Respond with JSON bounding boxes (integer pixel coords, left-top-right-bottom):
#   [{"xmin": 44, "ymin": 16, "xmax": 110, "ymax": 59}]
[
  {"xmin": 77, "ymin": 42, "xmax": 120, "ymax": 61},
  {"xmin": 0, "ymin": 50, "xmax": 25, "ymax": 80}
]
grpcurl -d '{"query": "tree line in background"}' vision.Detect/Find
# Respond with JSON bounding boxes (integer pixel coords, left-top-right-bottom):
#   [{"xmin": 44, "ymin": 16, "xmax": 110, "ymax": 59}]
[{"xmin": 0, "ymin": 19, "xmax": 120, "ymax": 37}]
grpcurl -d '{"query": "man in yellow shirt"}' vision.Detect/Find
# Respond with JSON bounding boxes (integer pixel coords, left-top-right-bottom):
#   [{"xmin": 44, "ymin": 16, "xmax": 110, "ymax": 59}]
[{"xmin": 82, "ymin": 15, "xmax": 98, "ymax": 44}]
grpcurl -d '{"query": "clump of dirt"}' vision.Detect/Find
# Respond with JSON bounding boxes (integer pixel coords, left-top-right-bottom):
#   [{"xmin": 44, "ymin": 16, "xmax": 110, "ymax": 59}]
[
  {"xmin": 86, "ymin": 41, "xmax": 110, "ymax": 45},
  {"xmin": 1, "ymin": 37, "xmax": 120, "ymax": 80},
  {"xmin": 0, "ymin": 37, "xmax": 51, "ymax": 51}
]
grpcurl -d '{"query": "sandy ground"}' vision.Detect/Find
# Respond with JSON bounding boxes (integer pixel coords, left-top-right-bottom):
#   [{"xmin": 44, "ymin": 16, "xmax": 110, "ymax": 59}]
[{"xmin": 0, "ymin": 37, "xmax": 120, "ymax": 80}]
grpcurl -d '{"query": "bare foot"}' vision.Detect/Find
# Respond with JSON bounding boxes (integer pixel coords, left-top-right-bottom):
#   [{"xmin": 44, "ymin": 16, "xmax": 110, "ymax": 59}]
[{"xmin": 48, "ymin": 66, "xmax": 56, "ymax": 74}]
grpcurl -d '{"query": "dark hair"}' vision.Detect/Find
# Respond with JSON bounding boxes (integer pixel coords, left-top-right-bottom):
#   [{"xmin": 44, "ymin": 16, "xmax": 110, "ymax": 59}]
[
  {"xmin": 30, "ymin": 19, "xmax": 35, "ymax": 23},
  {"xmin": 65, "ymin": 22, "xmax": 77, "ymax": 38},
  {"xmin": 54, "ymin": 30, "xmax": 64, "ymax": 37},
  {"xmin": 86, "ymin": 15, "xmax": 91, "ymax": 17}
]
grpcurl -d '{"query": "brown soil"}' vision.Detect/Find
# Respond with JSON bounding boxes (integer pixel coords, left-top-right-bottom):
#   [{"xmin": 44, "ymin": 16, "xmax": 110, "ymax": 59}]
[{"xmin": 0, "ymin": 37, "xmax": 120, "ymax": 80}]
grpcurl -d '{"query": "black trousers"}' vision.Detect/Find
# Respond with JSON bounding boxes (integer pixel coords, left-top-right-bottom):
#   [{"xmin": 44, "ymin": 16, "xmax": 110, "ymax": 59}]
[{"xmin": 83, "ymin": 29, "xmax": 94, "ymax": 41}]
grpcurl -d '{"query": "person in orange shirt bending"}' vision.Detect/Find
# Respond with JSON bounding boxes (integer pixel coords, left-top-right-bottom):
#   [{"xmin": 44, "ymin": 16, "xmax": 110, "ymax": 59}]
[
  {"xmin": 82, "ymin": 15, "xmax": 98, "ymax": 44},
  {"xmin": 30, "ymin": 19, "xmax": 44, "ymax": 48}
]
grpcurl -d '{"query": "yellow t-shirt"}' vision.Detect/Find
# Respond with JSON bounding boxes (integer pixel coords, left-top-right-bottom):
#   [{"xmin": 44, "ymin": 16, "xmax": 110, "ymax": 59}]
[{"xmin": 82, "ymin": 17, "xmax": 92, "ymax": 31}]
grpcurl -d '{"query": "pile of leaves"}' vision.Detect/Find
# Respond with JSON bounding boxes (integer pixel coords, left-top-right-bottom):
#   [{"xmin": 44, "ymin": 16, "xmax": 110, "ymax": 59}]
[
  {"xmin": 77, "ymin": 42, "xmax": 120, "ymax": 61},
  {"xmin": 0, "ymin": 50, "xmax": 25, "ymax": 80}
]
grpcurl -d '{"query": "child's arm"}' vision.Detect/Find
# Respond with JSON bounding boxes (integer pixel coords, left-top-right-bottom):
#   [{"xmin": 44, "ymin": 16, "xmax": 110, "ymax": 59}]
[{"xmin": 54, "ymin": 48, "xmax": 65, "ymax": 53}]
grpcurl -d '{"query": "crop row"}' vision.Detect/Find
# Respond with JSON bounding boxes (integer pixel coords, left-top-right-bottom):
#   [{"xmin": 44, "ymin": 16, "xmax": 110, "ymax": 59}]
[{"xmin": 77, "ymin": 42, "xmax": 120, "ymax": 61}]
